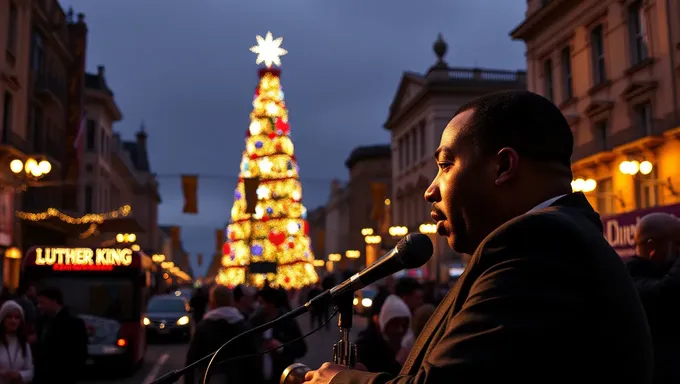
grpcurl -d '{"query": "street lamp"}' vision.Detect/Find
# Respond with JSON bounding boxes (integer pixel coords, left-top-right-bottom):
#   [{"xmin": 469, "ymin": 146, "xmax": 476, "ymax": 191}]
[
  {"xmin": 388, "ymin": 226, "xmax": 408, "ymax": 237},
  {"xmin": 152, "ymin": 254, "xmax": 166, "ymax": 263},
  {"xmin": 364, "ymin": 235, "xmax": 381, "ymax": 244},
  {"xmin": 620, "ymin": 160, "xmax": 653, "ymax": 176},
  {"xmin": 9, "ymin": 157, "xmax": 51, "ymax": 179},
  {"xmin": 361, "ymin": 228, "xmax": 374, "ymax": 236},
  {"xmin": 328, "ymin": 253, "xmax": 341, "ymax": 262},
  {"xmin": 419, "ymin": 224, "xmax": 437, "ymax": 234},
  {"xmin": 345, "ymin": 250, "xmax": 360, "ymax": 259},
  {"xmin": 571, "ymin": 178, "xmax": 597, "ymax": 193}
]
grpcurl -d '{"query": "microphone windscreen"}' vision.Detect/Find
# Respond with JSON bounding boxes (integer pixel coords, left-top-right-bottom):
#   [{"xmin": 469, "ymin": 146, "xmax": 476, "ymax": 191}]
[{"xmin": 395, "ymin": 233, "xmax": 434, "ymax": 269}]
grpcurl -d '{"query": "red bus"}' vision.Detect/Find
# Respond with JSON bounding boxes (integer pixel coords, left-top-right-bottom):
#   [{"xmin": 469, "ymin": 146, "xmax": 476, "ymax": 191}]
[{"xmin": 22, "ymin": 246, "xmax": 155, "ymax": 372}]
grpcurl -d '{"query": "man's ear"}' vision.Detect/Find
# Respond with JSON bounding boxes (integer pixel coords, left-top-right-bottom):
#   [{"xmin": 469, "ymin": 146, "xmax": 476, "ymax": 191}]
[{"xmin": 494, "ymin": 147, "xmax": 520, "ymax": 186}]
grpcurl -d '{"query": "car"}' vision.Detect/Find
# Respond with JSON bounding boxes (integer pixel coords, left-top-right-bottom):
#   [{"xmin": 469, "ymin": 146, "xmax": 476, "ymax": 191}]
[
  {"xmin": 353, "ymin": 287, "xmax": 377, "ymax": 316},
  {"xmin": 143, "ymin": 295, "xmax": 193, "ymax": 342},
  {"xmin": 173, "ymin": 288, "xmax": 193, "ymax": 300}
]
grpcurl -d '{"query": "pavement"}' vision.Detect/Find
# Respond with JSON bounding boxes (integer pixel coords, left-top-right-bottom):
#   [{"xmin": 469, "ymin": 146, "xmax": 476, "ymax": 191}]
[{"xmin": 80, "ymin": 312, "xmax": 368, "ymax": 384}]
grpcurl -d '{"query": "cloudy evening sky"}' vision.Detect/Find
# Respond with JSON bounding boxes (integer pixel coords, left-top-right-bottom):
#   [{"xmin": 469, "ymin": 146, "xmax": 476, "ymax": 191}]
[{"xmin": 58, "ymin": 0, "xmax": 527, "ymax": 277}]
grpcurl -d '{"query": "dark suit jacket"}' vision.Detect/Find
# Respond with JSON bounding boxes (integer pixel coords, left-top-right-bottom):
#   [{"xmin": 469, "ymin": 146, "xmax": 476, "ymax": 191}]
[
  {"xmin": 332, "ymin": 193, "xmax": 653, "ymax": 384},
  {"xmin": 34, "ymin": 307, "xmax": 88, "ymax": 384}
]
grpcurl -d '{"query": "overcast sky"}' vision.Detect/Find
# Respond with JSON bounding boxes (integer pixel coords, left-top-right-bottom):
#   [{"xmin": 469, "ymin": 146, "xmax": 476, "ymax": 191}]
[{"xmin": 58, "ymin": 0, "xmax": 527, "ymax": 277}]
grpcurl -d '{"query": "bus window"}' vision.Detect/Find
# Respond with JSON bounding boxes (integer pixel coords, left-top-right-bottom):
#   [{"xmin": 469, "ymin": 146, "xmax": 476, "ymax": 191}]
[{"xmin": 39, "ymin": 277, "xmax": 135, "ymax": 321}]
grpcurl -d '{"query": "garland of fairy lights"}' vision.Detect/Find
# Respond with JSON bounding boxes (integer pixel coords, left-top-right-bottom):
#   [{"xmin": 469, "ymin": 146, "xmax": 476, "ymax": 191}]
[{"xmin": 16, "ymin": 205, "xmax": 132, "ymax": 239}]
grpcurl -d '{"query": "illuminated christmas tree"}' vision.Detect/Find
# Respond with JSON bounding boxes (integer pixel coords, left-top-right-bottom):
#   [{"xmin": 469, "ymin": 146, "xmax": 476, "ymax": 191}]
[{"xmin": 217, "ymin": 32, "xmax": 319, "ymax": 290}]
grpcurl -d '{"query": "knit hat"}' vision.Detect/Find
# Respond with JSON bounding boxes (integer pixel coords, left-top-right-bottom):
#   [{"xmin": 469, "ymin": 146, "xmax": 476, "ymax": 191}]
[
  {"xmin": 0, "ymin": 300, "xmax": 24, "ymax": 322},
  {"xmin": 378, "ymin": 294, "xmax": 411, "ymax": 333}
]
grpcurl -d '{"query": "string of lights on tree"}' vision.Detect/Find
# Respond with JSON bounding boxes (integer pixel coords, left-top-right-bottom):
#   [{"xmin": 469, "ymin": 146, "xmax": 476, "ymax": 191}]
[
  {"xmin": 16, "ymin": 205, "xmax": 132, "ymax": 239},
  {"xmin": 218, "ymin": 32, "xmax": 319, "ymax": 290}
]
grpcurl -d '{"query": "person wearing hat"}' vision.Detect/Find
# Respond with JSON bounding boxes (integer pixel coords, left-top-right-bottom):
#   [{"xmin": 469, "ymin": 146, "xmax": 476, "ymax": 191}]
[{"xmin": 0, "ymin": 300, "xmax": 33, "ymax": 384}]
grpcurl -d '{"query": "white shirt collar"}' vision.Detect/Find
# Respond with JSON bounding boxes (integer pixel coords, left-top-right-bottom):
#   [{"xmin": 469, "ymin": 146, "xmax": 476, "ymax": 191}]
[{"xmin": 527, "ymin": 194, "xmax": 567, "ymax": 214}]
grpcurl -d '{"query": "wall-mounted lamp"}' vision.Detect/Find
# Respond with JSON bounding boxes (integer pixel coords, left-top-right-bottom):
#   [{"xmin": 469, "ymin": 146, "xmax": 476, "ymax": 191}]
[
  {"xmin": 328, "ymin": 253, "xmax": 342, "ymax": 262},
  {"xmin": 364, "ymin": 235, "xmax": 382, "ymax": 244},
  {"xmin": 313, "ymin": 259, "xmax": 325, "ymax": 267},
  {"xmin": 151, "ymin": 254, "xmax": 166, "ymax": 263},
  {"xmin": 384, "ymin": 198, "xmax": 391, "ymax": 206},
  {"xmin": 419, "ymin": 223, "xmax": 437, "ymax": 234},
  {"xmin": 116, "ymin": 233, "xmax": 136, "ymax": 243},
  {"xmin": 361, "ymin": 228, "xmax": 374, "ymax": 236},
  {"xmin": 388, "ymin": 226, "xmax": 408, "ymax": 237},
  {"xmin": 345, "ymin": 250, "xmax": 360, "ymax": 259},
  {"xmin": 619, "ymin": 160, "xmax": 653, "ymax": 176},
  {"xmin": 571, "ymin": 178, "xmax": 597, "ymax": 193}
]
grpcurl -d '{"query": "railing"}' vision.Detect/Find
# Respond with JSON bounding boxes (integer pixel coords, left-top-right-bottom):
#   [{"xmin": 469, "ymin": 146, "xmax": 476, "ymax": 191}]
[{"xmin": 445, "ymin": 68, "xmax": 527, "ymax": 83}]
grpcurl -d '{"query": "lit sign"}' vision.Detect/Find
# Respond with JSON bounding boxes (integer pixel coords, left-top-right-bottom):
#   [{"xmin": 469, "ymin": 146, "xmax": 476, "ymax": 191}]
[{"xmin": 34, "ymin": 248, "xmax": 133, "ymax": 271}]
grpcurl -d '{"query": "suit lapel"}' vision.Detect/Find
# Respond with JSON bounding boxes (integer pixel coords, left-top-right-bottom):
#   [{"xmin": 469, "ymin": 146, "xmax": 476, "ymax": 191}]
[{"xmin": 401, "ymin": 255, "xmax": 475, "ymax": 373}]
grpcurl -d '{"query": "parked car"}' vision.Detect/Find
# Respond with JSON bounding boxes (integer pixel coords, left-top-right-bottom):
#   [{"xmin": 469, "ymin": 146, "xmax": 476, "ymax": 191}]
[
  {"xmin": 143, "ymin": 294, "xmax": 193, "ymax": 342},
  {"xmin": 354, "ymin": 286, "xmax": 377, "ymax": 316}
]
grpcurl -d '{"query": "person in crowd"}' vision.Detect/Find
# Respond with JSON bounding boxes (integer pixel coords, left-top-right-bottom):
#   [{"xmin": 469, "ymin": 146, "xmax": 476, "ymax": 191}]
[
  {"xmin": 626, "ymin": 213, "xmax": 680, "ymax": 384},
  {"xmin": 306, "ymin": 283, "xmax": 328, "ymax": 330},
  {"xmin": 233, "ymin": 284, "xmax": 258, "ymax": 319},
  {"xmin": 190, "ymin": 287, "xmax": 208, "ymax": 323},
  {"xmin": 251, "ymin": 287, "xmax": 306, "ymax": 384},
  {"xmin": 0, "ymin": 288, "xmax": 12, "ymax": 306},
  {"xmin": 0, "ymin": 301, "xmax": 33, "ymax": 384},
  {"xmin": 370, "ymin": 275, "xmax": 396, "ymax": 323},
  {"xmin": 13, "ymin": 283, "xmax": 37, "ymax": 344},
  {"xmin": 396, "ymin": 304, "xmax": 436, "ymax": 364},
  {"xmin": 305, "ymin": 90, "xmax": 653, "ymax": 384},
  {"xmin": 275, "ymin": 287, "xmax": 291, "ymax": 311},
  {"xmin": 422, "ymin": 281, "xmax": 441, "ymax": 307},
  {"xmin": 356, "ymin": 294, "xmax": 410, "ymax": 376},
  {"xmin": 185, "ymin": 285, "xmax": 259, "ymax": 384},
  {"xmin": 394, "ymin": 278, "xmax": 423, "ymax": 315},
  {"xmin": 33, "ymin": 287, "xmax": 88, "ymax": 384}
]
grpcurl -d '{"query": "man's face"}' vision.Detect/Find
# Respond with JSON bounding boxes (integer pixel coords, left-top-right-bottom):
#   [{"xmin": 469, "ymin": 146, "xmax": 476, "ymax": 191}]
[
  {"xmin": 424, "ymin": 110, "xmax": 499, "ymax": 254},
  {"xmin": 37, "ymin": 296, "xmax": 56, "ymax": 315},
  {"xmin": 383, "ymin": 317, "xmax": 410, "ymax": 345},
  {"xmin": 402, "ymin": 290, "xmax": 423, "ymax": 314}
]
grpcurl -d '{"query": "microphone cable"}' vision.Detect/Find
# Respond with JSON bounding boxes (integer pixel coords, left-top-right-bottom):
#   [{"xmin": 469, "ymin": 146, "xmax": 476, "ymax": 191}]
[{"xmin": 202, "ymin": 309, "xmax": 340, "ymax": 384}]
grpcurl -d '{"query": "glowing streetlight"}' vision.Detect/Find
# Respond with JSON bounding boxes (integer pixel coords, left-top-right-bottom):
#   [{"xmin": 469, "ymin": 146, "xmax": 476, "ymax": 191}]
[
  {"xmin": 419, "ymin": 223, "xmax": 437, "ymax": 234},
  {"xmin": 116, "ymin": 233, "xmax": 136, "ymax": 243},
  {"xmin": 345, "ymin": 250, "xmax": 360, "ymax": 259},
  {"xmin": 388, "ymin": 226, "xmax": 408, "ymax": 237},
  {"xmin": 571, "ymin": 178, "xmax": 597, "ymax": 193},
  {"xmin": 9, "ymin": 157, "xmax": 51, "ymax": 179}
]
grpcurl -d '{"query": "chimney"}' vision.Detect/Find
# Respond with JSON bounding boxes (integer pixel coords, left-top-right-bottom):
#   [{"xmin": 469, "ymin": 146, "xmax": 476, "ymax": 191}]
[
  {"xmin": 97, "ymin": 65, "xmax": 104, "ymax": 78},
  {"xmin": 77, "ymin": 12, "xmax": 85, "ymax": 24},
  {"xmin": 135, "ymin": 121, "xmax": 150, "ymax": 171}
]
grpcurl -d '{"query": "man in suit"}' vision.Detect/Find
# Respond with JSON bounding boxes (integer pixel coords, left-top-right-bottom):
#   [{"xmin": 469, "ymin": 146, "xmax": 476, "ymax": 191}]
[{"xmin": 304, "ymin": 90, "xmax": 654, "ymax": 384}]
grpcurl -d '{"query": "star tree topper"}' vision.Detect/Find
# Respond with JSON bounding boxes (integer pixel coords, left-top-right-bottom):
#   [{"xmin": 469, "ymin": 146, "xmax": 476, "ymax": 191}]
[{"xmin": 250, "ymin": 32, "xmax": 288, "ymax": 68}]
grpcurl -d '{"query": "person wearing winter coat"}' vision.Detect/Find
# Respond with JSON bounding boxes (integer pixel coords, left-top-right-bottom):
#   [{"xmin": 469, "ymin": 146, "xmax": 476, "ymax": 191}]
[
  {"xmin": 0, "ymin": 300, "xmax": 33, "ymax": 384},
  {"xmin": 185, "ymin": 285, "xmax": 260, "ymax": 384}
]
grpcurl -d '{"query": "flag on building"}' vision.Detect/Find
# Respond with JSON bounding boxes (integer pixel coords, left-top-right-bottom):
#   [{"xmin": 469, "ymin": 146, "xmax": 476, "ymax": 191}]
[{"xmin": 181, "ymin": 175, "xmax": 198, "ymax": 214}]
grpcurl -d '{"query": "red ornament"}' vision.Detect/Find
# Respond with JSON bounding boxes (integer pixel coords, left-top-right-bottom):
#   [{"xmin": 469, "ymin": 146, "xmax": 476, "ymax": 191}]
[
  {"xmin": 230, "ymin": 232, "xmax": 237, "ymax": 241},
  {"xmin": 284, "ymin": 276, "xmax": 290, "ymax": 284},
  {"xmin": 275, "ymin": 119, "xmax": 290, "ymax": 134},
  {"xmin": 291, "ymin": 155, "xmax": 297, "ymax": 161},
  {"xmin": 303, "ymin": 221, "xmax": 310, "ymax": 235},
  {"xmin": 255, "ymin": 88, "xmax": 260, "ymax": 96},
  {"xmin": 268, "ymin": 132, "xmax": 277, "ymax": 139},
  {"xmin": 222, "ymin": 242, "xmax": 231, "ymax": 256},
  {"xmin": 261, "ymin": 216, "xmax": 269, "ymax": 222},
  {"xmin": 245, "ymin": 129, "xmax": 251, "ymax": 137},
  {"xmin": 249, "ymin": 153, "xmax": 258, "ymax": 160},
  {"xmin": 275, "ymin": 143, "xmax": 283, "ymax": 152},
  {"xmin": 288, "ymin": 242, "xmax": 295, "ymax": 249},
  {"xmin": 268, "ymin": 231, "xmax": 286, "ymax": 247}
]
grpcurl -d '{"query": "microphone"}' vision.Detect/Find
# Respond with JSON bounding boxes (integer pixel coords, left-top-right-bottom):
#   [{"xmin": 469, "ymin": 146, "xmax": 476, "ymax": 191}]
[
  {"xmin": 307, "ymin": 232, "xmax": 433, "ymax": 308},
  {"xmin": 152, "ymin": 233, "xmax": 433, "ymax": 384}
]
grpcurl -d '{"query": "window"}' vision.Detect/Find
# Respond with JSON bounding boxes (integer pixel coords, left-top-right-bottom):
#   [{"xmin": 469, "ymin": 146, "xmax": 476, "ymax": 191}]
[
  {"xmin": 86, "ymin": 120, "xmax": 96, "ymax": 151},
  {"xmin": 405, "ymin": 133, "xmax": 411, "ymax": 167},
  {"xmin": 419, "ymin": 122, "xmax": 426, "ymax": 158},
  {"xmin": 636, "ymin": 169, "xmax": 658, "ymax": 209},
  {"xmin": 543, "ymin": 59, "xmax": 554, "ymax": 101},
  {"xmin": 411, "ymin": 129, "xmax": 417, "ymax": 162},
  {"xmin": 590, "ymin": 25, "xmax": 607, "ymax": 85},
  {"xmin": 7, "ymin": 2, "xmax": 18, "ymax": 56},
  {"xmin": 561, "ymin": 47, "xmax": 573, "ymax": 100},
  {"xmin": 30, "ymin": 30, "xmax": 44, "ymax": 72},
  {"xmin": 33, "ymin": 107, "xmax": 43, "ymax": 152},
  {"xmin": 628, "ymin": 1, "xmax": 648, "ymax": 64},
  {"xmin": 398, "ymin": 138, "xmax": 405, "ymax": 171},
  {"xmin": 2, "ymin": 92, "xmax": 12, "ymax": 143},
  {"xmin": 85, "ymin": 184, "xmax": 93, "ymax": 213},
  {"xmin": 594, "ymin": 120, "xmax": 608, "ymax": 149},
  {"xmin": 635, "ymin": 103, "xmax": 653, "ymax": 135},
  {"xmin": 597, "ymin": 177, "xmax": 614, "ymax": 215}
]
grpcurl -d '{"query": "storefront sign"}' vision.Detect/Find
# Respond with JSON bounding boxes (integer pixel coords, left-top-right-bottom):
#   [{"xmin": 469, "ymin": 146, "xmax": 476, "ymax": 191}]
[
  {"xmin": 601, "ymin": 204, "xmax": 680, "ymax": 257},
  {"xmin": 0, "ymin": 191, "xmax": 13, "ymax": 247},
  {"xmin": 33, "ymin": 247, "xmax": 133, "ymax": 271}
]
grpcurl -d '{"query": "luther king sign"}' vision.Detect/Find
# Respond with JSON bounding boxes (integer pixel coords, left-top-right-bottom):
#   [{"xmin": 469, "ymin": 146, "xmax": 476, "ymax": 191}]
[{"xmin": 601, "ymin": 203, "xmax": 680, "ymax": 258}]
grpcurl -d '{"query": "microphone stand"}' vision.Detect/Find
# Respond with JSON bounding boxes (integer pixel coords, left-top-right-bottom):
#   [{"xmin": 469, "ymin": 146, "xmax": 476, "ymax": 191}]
[{"xmin": 332, "ymin": 292, "xmax": 357, "ymax": 368}]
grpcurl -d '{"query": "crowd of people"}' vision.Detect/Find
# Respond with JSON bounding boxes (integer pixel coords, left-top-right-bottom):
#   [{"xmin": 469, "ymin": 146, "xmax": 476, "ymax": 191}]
[{"xmin": 0, "ymin": 284, "xmax": 88, "ymax": 384}]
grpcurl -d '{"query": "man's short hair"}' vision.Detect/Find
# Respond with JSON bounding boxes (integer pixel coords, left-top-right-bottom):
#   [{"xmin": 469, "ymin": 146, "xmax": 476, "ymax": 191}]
[
  {"xmin": 395, "ymin": 277, "xmax": 422, "ymax": 297},
  {"xmin": 210, "ymin": 285, "xmax": 234, "ymax": 307},
  {"xmin": 454, "ymin": 90, "xmax": 573, "ymax": 168},
  {"xmin": 37, "ymin": 286, "xmax": 63, "ymax": 305},
  {"xmin": 233, "ymin": 284, "xmax": 256, "ymax": 301}
]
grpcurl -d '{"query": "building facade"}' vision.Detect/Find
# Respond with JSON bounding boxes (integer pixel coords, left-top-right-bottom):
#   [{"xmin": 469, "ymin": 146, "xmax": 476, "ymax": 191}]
[
  {"xmin": 385, "ymin": 35, "xmax": 526, "ymax": 279},
  {"xmin": 306, "ymin": 206, "xmax": 326, "ymax": 271},
  {"xmin": 511, "ymin": 0, "xmax": 680, "ymax": 256},
  {"xmin": 323, "ymin": 179, "xmax": 349, "ymax": 273}
]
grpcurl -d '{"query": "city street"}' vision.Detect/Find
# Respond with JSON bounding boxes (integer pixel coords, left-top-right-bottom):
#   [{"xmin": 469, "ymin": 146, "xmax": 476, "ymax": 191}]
[{"xmin": 81, "ymin": 313, "xmax": 367, "ymax": 384}]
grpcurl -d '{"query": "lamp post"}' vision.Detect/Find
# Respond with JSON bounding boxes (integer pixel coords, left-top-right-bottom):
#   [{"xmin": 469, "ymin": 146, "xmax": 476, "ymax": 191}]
[
  {"xmin": 619, "ymin": 160, "xmax": 653, "ymax": 176},
  {"xmin": 571, "ymin": 178, "xmax": 597, "ymax": 193},
  {"xmin": 2, "ymin": 247, "xmax": 22, "ymax": 293},
  {"xmin": 9, "ymin": 157, "xmax": 52, "ymax": 182}
]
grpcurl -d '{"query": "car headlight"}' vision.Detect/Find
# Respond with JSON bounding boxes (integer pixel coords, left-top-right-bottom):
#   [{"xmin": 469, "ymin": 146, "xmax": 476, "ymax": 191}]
[
  {"xmin": 177, "ymin": 316, "xmax": 190, "ymax": 326},
  {"xmin": 353, "ymin": 298, "xmax": 359, "ymax": 306},
  {"xmin": 143, "ymin": 317, "xmax": 150, "ymax": 326},
  {"xmin": 361, "ymin": 298, "xmax": 372, "ymax": 307}
]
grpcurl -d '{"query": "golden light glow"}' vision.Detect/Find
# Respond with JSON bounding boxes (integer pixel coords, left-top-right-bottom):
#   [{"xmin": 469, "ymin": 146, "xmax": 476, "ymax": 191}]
[
  {"xmin": 345, "ymin": 250, "xmax": 360, "ymax": 259},
  {"xmin": 116, "ymin": 233, "xmax": 136, "ymax": 243},
  {"xmin": 361, "ymin": 228, "xmax": 374, "ymax": 236},
  {"xmin": 388, "ymin": 226, "xmax": 408, "ymax": 237},
  {"xmin": 313, "ymin": 259, "xmax": 325, "ymax": 267},
  {"xmin": 364, "ymin": 235, "xmax": 382, "ymax": 244},
  {"xmin": 131, "ymin": 244, "xmax": 140, "ymax": 252},
  {"xmin": 4, "ymin": 247, "xmax": 21, "ymax": 260},
  {"xmin": 419, "ymin": 223, "xmax": 437, "ymax": 234},
  {"xmin": 9, "ymin": 159, "xmax": 23, "ymax": 174},
  {"xmin": 571, "ymin": 178, "xmax": 597, "ymax": 193},
  {"xmin": 16, "ymin": 205, "xmax": 131, "ymax": 239},
  {"xmin": 220, "ymin": 69, "xmax": 317, "ymax": 290},
  {"xmin": 639, "ymin": 161, "xmax": 653, "ymax": 175},
  {"xmin": 249, "ymin": 32, "xmax": 287, "ymax": 68},
  {"xmin": 328, "ymin": 253, "xmax": 342, "ymax": 262},
  {"xmin": 384, "ymin": 198, "xmax": 391, "ymax": 206},
  {"xmin": 619, "ymin": 160, "xmax": 642, "ymax": 175},
  {"xmin": 152, "ymin": 254, "xmax": 166, "ymax": 263}
]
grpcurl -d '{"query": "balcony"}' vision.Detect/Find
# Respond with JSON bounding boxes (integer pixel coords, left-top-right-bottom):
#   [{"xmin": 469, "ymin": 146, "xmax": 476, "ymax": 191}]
[{"xmin": 35, "ymin": 74, "xmax": 66, "ymax": 106}]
